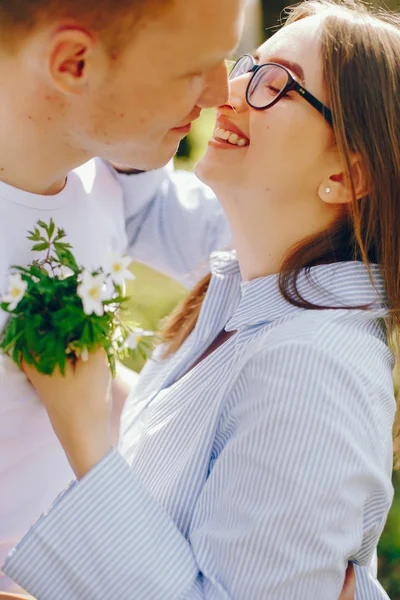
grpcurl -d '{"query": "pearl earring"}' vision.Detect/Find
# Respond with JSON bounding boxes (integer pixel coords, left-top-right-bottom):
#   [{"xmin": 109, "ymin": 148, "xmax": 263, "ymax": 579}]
[{"xmin": 325, "ymin": 187, "xmax": 331, "ymax": 194}]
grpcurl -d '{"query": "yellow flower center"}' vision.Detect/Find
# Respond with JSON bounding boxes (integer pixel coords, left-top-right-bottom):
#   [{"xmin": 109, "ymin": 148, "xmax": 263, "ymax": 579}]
[
  {"xmin": 89, "ymin": 287, "xmax": 100, "ymax": 300},
  {"xmin": 113, "ymin": 263, "xmax": 122, "ymax": 272},
  {"xmin": 11, "ymin": 287, "xmax": 21, "ymax": 298}
]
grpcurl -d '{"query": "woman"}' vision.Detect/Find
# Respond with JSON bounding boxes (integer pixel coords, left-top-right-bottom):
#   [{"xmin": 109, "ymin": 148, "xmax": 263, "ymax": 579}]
[{"xmin": 3, "ymin": 1, "xmax": 399, "ymax": 598}]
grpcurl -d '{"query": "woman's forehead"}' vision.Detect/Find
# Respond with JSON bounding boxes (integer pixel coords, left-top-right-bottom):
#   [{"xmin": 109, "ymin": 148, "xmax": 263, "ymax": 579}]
[
  {"xmin": 256, "ymin": 17, "xmax": 323, "ymax": 61},
  {"xmin": 255, "ymin": 16, "xmax": 324, "ymax": 83}
]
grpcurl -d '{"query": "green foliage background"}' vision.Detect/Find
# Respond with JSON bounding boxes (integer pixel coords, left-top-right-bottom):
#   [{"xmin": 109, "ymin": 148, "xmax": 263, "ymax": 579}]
[{"xmin": 123, "ymin": 1, "xmax": 400, "ymax": 594}]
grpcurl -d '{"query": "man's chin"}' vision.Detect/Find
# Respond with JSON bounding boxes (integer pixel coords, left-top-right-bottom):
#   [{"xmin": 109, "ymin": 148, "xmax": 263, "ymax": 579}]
[{"xmin": 119, "ymin": 142, "xmax": 179, "ymax": 173}]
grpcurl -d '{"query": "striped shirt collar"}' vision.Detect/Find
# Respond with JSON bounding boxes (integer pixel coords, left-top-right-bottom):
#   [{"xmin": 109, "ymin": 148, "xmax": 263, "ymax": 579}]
[{"xmin": 209, "ymin": 251, "xmax": 387, "ymax": 331}]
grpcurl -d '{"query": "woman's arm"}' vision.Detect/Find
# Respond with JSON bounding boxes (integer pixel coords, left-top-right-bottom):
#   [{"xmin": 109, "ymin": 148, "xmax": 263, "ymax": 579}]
[
  {"xmin": 3, "ymin": 342, "xmax": 388, "ymax": 599},
  {"xmin": 110, "ymin": 361, "xmax": 139, "ymax": 445}
]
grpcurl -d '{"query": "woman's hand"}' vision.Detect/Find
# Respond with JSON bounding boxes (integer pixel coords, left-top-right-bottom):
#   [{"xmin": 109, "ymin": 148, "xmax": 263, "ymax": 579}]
[
  {"xmin": 24, "ymin": 350, "xmax": 113, "ymax": 479},
  {"xmin": 339, "ymin": 563, "xmax": 356, "ymax": 600},
  {"xmin": 0, "ymin": 594, "xmax": 36, "ymax": 599}
]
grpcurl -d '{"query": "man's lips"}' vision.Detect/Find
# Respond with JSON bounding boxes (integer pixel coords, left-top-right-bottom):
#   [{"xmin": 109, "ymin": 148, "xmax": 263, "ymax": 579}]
[{"xmin": 171, "ymin": 122, "xmax": 192, "ymax": 134}]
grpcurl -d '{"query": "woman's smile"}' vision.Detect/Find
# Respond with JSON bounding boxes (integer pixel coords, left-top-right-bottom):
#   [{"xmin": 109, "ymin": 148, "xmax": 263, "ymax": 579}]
[{"xmin": 209, "ymin": 114, "xmax": 250, "ymax": 149}]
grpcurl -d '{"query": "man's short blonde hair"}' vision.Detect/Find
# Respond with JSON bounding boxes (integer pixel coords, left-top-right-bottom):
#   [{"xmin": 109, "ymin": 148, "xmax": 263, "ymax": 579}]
[{"xmin": 0, "ymin": 0, "xmax": 168, "ymax": 52}]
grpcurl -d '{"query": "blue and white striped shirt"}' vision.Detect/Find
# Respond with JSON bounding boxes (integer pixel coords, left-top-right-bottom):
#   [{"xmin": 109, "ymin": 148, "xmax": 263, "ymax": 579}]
[{"xmin": 3, "ymin": 252, "xmax": 395, "ymax": 599}]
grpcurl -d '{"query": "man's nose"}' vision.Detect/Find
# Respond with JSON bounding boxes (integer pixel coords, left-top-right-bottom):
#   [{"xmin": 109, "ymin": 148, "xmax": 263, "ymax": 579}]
[{"xmin": 197, "ymin": 62, "xmax": 230, "ymax": 109}]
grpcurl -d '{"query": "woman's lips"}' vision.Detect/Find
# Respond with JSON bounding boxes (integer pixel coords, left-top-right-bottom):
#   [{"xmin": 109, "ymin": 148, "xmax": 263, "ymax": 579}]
[
  {"xmin": 208, "ymin": 137, "xmax": 246, "ymax": 150},
  {"xmin": 210, "ymin": 115, "xmax": 250, "ymax": 150}
]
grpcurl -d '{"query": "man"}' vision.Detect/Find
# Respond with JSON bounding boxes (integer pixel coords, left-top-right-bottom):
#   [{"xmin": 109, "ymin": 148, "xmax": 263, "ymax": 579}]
[
  {"xmin": 0, "ymin": 0, "xmax": 244, "ymax": 595},
  {"xmin": 0, "ymin": 0, "xmax": 244, "ymax": 190}
]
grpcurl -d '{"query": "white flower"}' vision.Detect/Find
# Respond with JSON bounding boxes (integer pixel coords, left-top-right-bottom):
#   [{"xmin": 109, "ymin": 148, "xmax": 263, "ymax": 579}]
[
  {"xmin": 2, "ymin": 273, "xmax": 28, "ymax": 311},
  {"xmin": 125, "ymin": 328, "xmax": 153, "ymax": 350},
  {"xmin": 77, "ymin": 271, "xmax": 109, "ymax": 316},
  {"xmin": 110, "ymin": 255, "xmax": 135, "ymax": 286},
  {"xmin": 59, "ymin": 266, "xmax": 75, "ymax": 280},
  {"xmin": 81, "ymin": 347, "xmax": 89, "ymax": 362}
]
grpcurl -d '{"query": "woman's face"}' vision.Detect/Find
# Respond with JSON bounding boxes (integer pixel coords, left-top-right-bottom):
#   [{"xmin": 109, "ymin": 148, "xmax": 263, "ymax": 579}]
[{"xmin": 195, "ymin": 15, "xmax": 341, "ymax": 231}]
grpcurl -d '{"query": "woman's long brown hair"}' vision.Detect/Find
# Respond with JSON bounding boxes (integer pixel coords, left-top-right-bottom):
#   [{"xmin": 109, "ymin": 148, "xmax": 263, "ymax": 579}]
[{"xmin": 160, "ymin": 0, "xmax": 400, "ymax": 454}]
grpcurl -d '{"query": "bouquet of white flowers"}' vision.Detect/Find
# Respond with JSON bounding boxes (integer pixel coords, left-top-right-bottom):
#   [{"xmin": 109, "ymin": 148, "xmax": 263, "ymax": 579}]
[{"xmin": 0, "ymin": 219, "xmax": 153, "ymax": 377}]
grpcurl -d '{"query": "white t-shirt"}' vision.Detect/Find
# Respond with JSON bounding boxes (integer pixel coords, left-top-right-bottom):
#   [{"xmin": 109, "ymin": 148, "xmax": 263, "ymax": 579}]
[{"xmin": 0, "ymin": 158, "xmax": 127, "ymax": 592}]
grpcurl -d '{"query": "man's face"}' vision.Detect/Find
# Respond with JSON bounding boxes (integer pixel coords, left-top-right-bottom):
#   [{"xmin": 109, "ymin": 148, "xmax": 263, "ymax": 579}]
[{"xmin": 69, "ymin": 0, "xmax": 246, "ymax": 170}]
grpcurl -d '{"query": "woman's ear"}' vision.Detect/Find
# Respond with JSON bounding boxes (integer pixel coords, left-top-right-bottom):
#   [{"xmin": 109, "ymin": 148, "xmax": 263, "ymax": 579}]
[{"xmin": 318, "ymin": 156, "xmax": 369, "ymax": 205}]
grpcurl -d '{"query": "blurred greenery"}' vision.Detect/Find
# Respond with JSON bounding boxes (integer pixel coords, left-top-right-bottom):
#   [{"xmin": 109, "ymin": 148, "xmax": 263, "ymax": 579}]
[{"xmin": 123, "ymin": 1, "xmax": 400, "ymax": 595}]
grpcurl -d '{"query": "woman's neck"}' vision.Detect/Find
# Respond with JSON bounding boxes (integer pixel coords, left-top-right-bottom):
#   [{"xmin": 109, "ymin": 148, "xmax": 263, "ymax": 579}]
[{"xmin": 217, "ymin": 187, "xmax": 340, "ymax": 281}]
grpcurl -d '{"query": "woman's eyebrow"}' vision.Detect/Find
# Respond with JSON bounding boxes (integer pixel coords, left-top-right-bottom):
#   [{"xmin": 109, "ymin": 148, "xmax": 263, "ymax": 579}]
[{"xmin": 252, "ymin": 51, "xmax": 306, "ymax": 85}]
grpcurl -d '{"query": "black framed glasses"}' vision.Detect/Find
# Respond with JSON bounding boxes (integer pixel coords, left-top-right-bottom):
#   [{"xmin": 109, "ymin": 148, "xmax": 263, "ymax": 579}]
[{"xmin": 229, "ymin": 54, "xmax": 333, "ymax": 127}]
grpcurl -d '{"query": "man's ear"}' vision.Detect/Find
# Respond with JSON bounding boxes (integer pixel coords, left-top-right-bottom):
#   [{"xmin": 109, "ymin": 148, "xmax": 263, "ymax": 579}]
[
  {"xmin": 318, "ymin": 156, "xmax": 370, "ymax": 205},
  {"xmin": 48, "ymin": 28, "xmax": 104, "ymax": 94}
]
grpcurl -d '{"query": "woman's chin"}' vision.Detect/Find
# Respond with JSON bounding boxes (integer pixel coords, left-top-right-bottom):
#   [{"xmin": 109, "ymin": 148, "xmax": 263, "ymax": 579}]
[
  {"xmin": 193, "ymin": 154, "xmax": 210, "ymax": 184},
  {"xmin": 194, "ymin": 145, "xmax": 233, "ymax": 190}
]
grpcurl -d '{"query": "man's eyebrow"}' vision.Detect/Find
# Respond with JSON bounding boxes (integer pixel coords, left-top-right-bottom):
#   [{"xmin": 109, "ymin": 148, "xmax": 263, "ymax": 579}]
[{"xmin": 251, "ymin": 50, "xmax": 306, "ymax": 84}]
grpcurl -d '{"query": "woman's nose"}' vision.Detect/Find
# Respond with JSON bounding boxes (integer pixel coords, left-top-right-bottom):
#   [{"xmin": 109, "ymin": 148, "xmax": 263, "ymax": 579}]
[{"xmin": 219, "ymin": 75, "xmax": 249, "ymax": 113}]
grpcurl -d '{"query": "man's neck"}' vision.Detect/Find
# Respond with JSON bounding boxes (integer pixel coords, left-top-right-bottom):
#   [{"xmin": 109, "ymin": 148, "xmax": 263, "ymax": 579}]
[{"xmin": 0, "ymin": 95, "xmax": 91, "ymax": 195}]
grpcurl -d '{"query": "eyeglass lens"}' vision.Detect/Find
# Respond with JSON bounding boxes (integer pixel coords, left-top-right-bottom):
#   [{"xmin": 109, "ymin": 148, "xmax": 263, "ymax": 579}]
[
  {"xmin": 230, "ymin": 57, "xmax": 290, "ymax": 109},
  {"xmin": 229, "ymin": 55, "xmax": 253, "ymax": 80}
]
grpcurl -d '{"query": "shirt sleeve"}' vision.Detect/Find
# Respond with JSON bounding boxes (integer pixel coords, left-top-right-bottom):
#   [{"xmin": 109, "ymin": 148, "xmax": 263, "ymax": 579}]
[
  {"xmin": 2, "ymin": 344, "xmax": 391, "ymax": 600},
  {"xmin": 113, "ymin": 163, "xmax": 232, "ymax": 288}
]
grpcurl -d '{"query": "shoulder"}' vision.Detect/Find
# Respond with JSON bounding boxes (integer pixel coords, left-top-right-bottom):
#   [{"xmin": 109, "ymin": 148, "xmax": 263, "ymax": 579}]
[
  {"xmin": 235, "ymin": 309, "xmax": 395, "ymax": 421},
  {"xmin": 251, "ymin": 308, "xmax": 391, "ymax": 369},
  {"xmin": 221, "ymin": 311, "xmax": 395, "ymax": 478}
]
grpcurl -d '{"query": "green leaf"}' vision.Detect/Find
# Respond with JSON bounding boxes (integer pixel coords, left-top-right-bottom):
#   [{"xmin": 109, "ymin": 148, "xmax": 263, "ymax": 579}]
[
  {"xmin": 24, "ymin": 318, "xmax": 37, "ymax": 350},
  {"xmin": 29, "ymin": 265, "xmax": 46, "ymax": 279},
  {"xmin": 0, "ymin": 329, "xmax": 25, "ymax": 354},
  {"xmin": 107, "ymin": 351, "xmax": 116, "ymax": 379},
  {"xmin": 48, "ymin": 219, "xmax": 55, "ymax": 240},
  {"xmin": 55, "ymin": 339, "xmax": 67, "ymax": 375},
  {"xmin": 37, "ymin": 220, "xmax": 48, "ymax": 230},
  {"xmin": 21, "ymin": 345, "xmax": 34, "ymax": 367},
  {"xmin": 55, "ymin": 227, "xmax": 66, "ymax": 241},
  {"xmin": 13, "ymin": 266, "xmax": 33, "ymax": 276},
  {"xmin": 81, "ymin": 322, "xmax": 91, "ymax": 347},
  {"xmin": 32, "ymin": 242, "xmax": 49, "ymax": 252},
  {"xmin": 12, "ymin": 345, "xmax": 22, "ymax": 369},
  {"xmin": 54, "ymin": 241, "xmax": 72, "ymax": 250},
  {"xmin": 53, "ymin": 244, "xmax": 79, "ymax": 272},
  {"xmin": 27, "ymin": 228, "xmax": 41, "ymax": 242}
]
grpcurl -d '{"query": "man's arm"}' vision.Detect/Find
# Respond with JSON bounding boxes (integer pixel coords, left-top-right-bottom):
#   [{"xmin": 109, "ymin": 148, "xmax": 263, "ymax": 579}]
[{"xmin": 109, "ymin": 163, "xmax": 232, "ymax": 288}]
